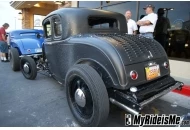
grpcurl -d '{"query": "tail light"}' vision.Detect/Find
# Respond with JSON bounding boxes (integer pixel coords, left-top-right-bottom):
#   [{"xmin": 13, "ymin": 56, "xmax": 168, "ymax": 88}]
[
  {"xmin": 130, "ymin": 70, "xmax": 138, "ymax": 80},
  {"xmin": 164, "ymin": 62, "xmax": 169, "ymax": 69}
]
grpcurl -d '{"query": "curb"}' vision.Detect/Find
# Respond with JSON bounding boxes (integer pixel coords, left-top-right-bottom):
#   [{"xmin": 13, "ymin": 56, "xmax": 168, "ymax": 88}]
[{"xmin": 172, "ymin": 85, "xmax": 190, "ymax": 97}]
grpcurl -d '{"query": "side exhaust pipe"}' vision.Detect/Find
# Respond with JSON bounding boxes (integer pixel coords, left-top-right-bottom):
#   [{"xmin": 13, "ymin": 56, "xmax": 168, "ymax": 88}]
[{"xmin": 110, "ymin": 98, "xmax": 139, "ymax": 115}]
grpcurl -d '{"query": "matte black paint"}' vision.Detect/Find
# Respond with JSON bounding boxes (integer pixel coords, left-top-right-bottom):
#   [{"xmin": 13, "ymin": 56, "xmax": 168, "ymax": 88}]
[{"xmin": 43, "ymin": 8, "xmax": 170, "ymax": 90}]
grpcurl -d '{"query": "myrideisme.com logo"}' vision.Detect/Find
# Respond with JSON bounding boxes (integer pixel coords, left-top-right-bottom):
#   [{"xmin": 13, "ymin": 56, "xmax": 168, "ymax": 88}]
[{"xmin": 125, "ymin": 114, "xmax": 182, "ymax": 126}]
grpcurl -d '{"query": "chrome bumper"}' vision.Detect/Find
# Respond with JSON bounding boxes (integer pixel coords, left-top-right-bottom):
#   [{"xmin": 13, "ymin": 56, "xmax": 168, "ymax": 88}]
[
  {"xmin": 19, "ymin": 54, "xmax": 42, "ymax": 58},
  {"xmin": 140, "ymin": 81, "xmax": 184, "ymax": 107},
  {"xmin": 109, "ymin": 81, "xmax": 184, "ymax": 115}
]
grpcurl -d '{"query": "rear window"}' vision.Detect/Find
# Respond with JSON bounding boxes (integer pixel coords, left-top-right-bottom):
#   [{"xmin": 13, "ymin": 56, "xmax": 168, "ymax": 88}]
[
  {"xmin": 20, "ymin": 33, "xmax": 37, "ymax": 36},
  {"xmin": 88, "ymin": 16, "xmax": 118, "ymax": 29}
]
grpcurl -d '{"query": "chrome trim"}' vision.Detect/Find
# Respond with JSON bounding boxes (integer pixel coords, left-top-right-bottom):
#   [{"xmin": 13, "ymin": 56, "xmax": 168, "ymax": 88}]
[
  {"xmin": 140, "ymin": 82, "xmax": 183, "ymax": 107},
  {"xmin": 75, "ymin": 88, "xmax": 86, "ymax": 107},
  {"xmin": 163, "ymin": 62, "xmax": 169, "ymax": 69},
  {"xmin": 19, "ymin": 54, "xmax": 42, "ymax": 58},
  {"xmin": 23, "ymin": 63, "xmax": 30, "ymax": 73},
  {"xmin": 110, "ymin": 98, "xmax": 139, "ymax": 115}
]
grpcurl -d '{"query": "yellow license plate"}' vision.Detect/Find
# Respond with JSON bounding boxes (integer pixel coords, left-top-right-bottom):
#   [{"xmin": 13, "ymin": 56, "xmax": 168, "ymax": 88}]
[{"xmin": 145, "ymin": 65, "xmax": 160, "ymax": 80}]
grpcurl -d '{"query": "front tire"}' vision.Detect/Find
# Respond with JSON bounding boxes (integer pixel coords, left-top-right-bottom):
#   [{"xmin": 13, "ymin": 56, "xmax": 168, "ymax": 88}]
[
  {"xmin": 65, "ymin": 64, "xmax": 109, "ymax": 127},
  {"xmin": 10, "ymin": 48, "xmax": 20, "ymax": 71},
  {"xmin": 20, "ymin": 56, "xmax": 37, "ymax": 80}
]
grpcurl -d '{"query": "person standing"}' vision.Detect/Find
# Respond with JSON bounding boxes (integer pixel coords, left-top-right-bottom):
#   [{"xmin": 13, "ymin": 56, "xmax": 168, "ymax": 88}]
[
  {"xmin": 0, "ymin": 23, "xmax": 9, "ymax": 62},
  {"xmin": 154, "ymin": 8, "xmax": 171, "ymax": 51},
  {"xmin": 125, "ymin": 10, "xmax": 138, "ymax": 35},
  {"xmin": 137, "ymin": 15, "xmax": 145, "ymax": 34},
  {"xmin": 136, "ymin": 4, "xmax": 158, "ymax": 38}
]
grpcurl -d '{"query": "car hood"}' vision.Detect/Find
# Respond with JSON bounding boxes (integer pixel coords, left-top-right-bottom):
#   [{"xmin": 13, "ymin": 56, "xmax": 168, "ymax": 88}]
[{"xmin": 20, "ymin": 38, "xmax": 44, "ymax": 50}]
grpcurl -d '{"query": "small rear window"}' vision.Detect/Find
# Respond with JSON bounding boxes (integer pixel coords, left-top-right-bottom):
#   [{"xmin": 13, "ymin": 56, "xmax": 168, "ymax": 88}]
[
  {"xmin": 20, "ymin": 33, "xmax": 36, "ymax": 36},
  {"xmin": 88, "ymin": 16, "xmax": 118, "ymax": 29}
]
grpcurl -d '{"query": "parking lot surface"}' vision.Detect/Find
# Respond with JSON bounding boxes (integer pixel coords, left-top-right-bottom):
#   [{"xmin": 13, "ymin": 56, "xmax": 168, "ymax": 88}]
[{"xmin": 0, "ymin": 62, "xmax": 189, "ymax": 127}]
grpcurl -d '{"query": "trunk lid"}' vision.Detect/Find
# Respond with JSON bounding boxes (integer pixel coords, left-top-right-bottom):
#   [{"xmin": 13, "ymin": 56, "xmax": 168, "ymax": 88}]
[
  {"xmin": 21, "ymin": 38, "xmax": 43, "ymax": 50},
  {"xmin": 96, "ymin": 34, "xmax": 167, "ymax": 65}
]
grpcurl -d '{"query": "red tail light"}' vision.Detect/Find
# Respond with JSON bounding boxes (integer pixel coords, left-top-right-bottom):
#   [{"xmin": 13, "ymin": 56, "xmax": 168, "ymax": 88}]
[{"xmin": 130, "ymin": 70, "xmax": 138, "ymax": 80}]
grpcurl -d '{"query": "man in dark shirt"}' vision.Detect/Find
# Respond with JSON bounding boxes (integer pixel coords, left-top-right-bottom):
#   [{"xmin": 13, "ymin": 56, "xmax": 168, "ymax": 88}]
[
  {"xmin": 154, "ymin": 8, "xmax": 171, "ymax": 51},
  {"xmin": 0, "ymin": 23, "xmax": 9, "ymax": 62}
]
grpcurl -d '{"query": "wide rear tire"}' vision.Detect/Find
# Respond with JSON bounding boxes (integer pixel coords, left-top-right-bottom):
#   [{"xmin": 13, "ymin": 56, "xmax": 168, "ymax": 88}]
[
  {"xmin": 65, "ymin": 64, "xmax": 109, "ymax": 127},
  {"xmin": 10, "ymin": 48, "xmax": 20, "ymax": 71},
  {"xmin": 20, "ymin": 56, "xmax": 37, "ymax": 80}
]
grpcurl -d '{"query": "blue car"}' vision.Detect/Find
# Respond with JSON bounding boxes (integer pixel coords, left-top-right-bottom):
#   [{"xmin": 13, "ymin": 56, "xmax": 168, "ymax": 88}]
[{"xmin": 7, "ymin": 29, "xmax": 44, "ymax": 71}]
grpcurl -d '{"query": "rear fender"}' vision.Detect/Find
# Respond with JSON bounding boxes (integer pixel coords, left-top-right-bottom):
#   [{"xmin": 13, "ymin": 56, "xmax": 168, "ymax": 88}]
[{"xmin": 76, "ymin": 59, "xmax": 119, "ymax": 88}]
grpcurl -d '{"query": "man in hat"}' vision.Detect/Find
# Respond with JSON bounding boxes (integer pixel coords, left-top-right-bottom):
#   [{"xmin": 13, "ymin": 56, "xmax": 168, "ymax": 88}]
[
  {"xmin": 137, "ymin": 4, "xmax": 158, "ymax": 38},
  {"xmin": 154, "ymin": 8, "xmax": 171, "ymax": 51}
]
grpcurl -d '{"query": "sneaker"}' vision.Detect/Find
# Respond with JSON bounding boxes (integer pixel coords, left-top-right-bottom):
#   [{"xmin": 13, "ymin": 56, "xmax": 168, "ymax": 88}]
[
  {"xmin": 4, "ymin": 60, "xmax": 10, "ymax": 62},
  {"xmin": 1, "ymin": 60, "xmax": 4, "ymax": 62}
]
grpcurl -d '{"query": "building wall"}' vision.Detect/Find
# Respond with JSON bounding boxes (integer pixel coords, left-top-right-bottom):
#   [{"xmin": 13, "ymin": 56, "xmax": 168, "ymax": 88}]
[
  {"xmin": 79, "ymin": 1, "xmax": 190, "ymax": 29},
  {"xmin": 22, "ymin": 7, "xmax": 56, "ymax": 29},
  {"xmin": 29, "ymin": 7, "xmax": 57, "ymax": 29},
  {"xmin": 21, "ymin": 1, "xmax": 78, "ymax": 29},
  {"xmin": 169, "ymin": 60, "xmax": 190, "ymax": 80},
  {"xmin": 22, "ymin": 8, "xmax": 30, "ymax": 29}
]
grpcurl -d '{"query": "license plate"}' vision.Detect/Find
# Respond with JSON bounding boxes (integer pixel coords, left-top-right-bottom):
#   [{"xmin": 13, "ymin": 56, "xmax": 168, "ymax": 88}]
[
  {"xmin": 35, "ymin": 48, "xmax": 42, "ymax": 53},
  {"xmin": 145, "ymin": 65, "xmax": 160, "ymax": 80}
]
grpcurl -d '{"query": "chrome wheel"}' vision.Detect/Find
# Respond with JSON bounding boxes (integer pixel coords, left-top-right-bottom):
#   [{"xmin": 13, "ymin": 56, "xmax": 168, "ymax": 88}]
[
  {"xmin": 23, "ymin": 63, "xmax": 30, "ymax": 73},
  {"xmin": 75, "ymin": 88, "xmax": 86, "ymax": 107},
  {"xmin": 70, "ymin": 77, "xmax": 93, "ymax": 119}
]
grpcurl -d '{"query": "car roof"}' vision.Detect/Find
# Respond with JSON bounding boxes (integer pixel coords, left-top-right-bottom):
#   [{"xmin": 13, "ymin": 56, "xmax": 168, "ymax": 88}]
[
  {"xmin": 43, "ymin": 8, "xmax": 128, "ymax": 38},
  {"xmin": 45, "ymin": 7, "xmax": 124, "ymax": 17},
  {"xmin": 9, "ymin": 29, "xmax": 44, "ymax": 34}
]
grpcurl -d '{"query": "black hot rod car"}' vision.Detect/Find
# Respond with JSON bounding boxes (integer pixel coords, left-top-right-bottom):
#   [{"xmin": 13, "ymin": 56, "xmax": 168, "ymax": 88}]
[{"xmin": 20, "ymin": 8, "xmax": 184, "ymax": 126}]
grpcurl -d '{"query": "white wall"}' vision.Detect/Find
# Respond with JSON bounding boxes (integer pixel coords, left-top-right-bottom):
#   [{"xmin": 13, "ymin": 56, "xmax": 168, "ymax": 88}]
[{"xmin": 169, "ymin": 60, "xmax": 190, "ymax": 82}]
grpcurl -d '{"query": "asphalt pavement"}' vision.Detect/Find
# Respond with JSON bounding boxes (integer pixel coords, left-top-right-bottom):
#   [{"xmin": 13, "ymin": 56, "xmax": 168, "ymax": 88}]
[{"xmin": 0, "ymin": 61, "xmax": 189, "ymax": 127}]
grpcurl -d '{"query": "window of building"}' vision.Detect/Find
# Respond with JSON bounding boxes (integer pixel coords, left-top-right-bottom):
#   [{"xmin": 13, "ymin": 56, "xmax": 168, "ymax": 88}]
[
  {"xmin": 88, "ymin": 16, "xmax": 118, "ymax": 29},
  {"xmin": 102, "ymin": 2, "xmax": 137, "ymax": 21},
  {"xmin": 52, "ymin": 17, "xmax": 62, "ymax": 38},
  {"xmin": 139, "ymin": 1, "xmax": 190, "ymax": 29},
  {"xmin": 34, "ymin": 15, "xmax": 46, "ymax": 29},
  {"xmin": 43, "ymin": 20, "xmax": 51, "ymax": 39},
  {"xmin": 79, "ymin": 1, "xmax": 190, "ymax": 60},
  {"xmin": 79, "ymin": 1, "xmax": 101, "ymax": 8},
  {"xmin": 139, "ymin": 1, "xmax": 190, "ymax": 60}
]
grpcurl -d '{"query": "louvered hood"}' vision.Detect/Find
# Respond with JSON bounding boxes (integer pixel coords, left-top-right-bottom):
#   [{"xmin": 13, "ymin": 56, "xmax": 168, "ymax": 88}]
[{"xmin": 95, "ymin": 34, "xmax": 167, "ymax": 65}]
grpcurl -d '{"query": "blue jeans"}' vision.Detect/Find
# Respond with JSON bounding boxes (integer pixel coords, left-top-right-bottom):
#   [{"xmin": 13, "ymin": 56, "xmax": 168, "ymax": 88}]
[{"xmin": 140, "ymin": 33, "xmax": 153, "ymax": 39}]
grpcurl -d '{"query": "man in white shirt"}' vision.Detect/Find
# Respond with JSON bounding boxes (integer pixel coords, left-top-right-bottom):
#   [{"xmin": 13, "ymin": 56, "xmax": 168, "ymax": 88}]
[
  {"xmin": 125, "ymin": 10, "xmax": 138, "ymax": 35},
  {"xmin": 136, "ymin": 4, "xmax": 158, "ymax": 38}
]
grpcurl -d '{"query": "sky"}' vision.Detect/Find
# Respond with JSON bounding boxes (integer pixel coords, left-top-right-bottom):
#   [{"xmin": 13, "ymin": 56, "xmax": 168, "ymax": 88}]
[{"xmin": 0, "ymin": 1, "xmax": 22, "ymax": 32}]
